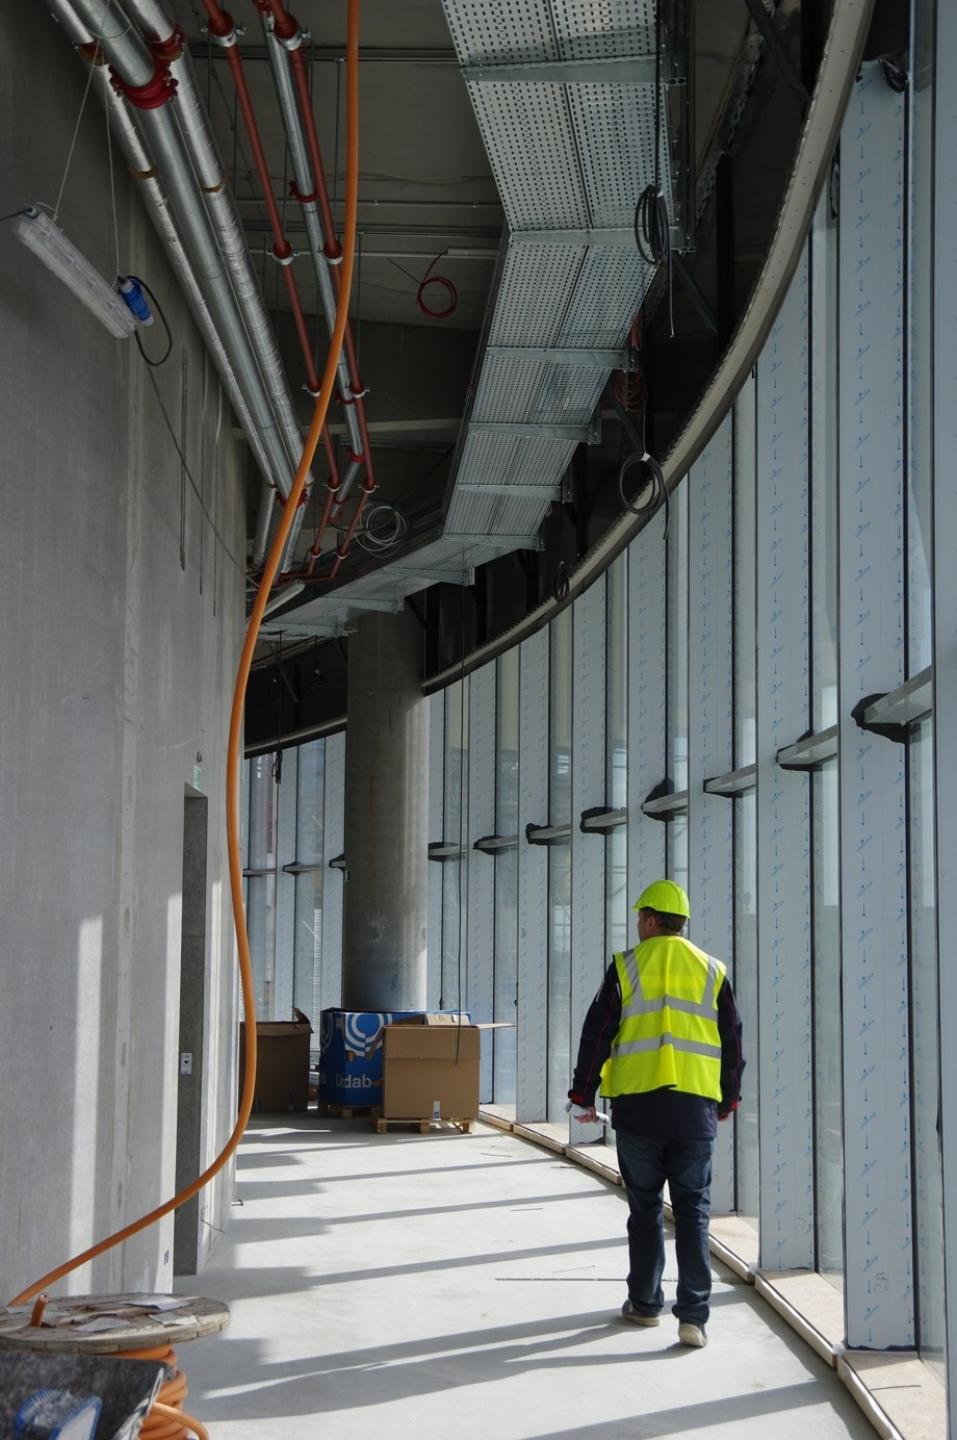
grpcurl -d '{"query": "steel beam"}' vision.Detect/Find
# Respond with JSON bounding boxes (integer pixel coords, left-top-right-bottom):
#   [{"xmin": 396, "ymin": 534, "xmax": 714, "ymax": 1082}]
[
  {"xmin": 463, "ymin": 56, "xmax": 656, "ymax": 86},
  {"xmin": 517, "ymin": 628, "xmax": 549, "ymax": 1122},
  {"xmin": 838, "ymin": 68, "xmax": 912, "ymax": 1349},
  {"xmin": 569, "ymin": 581, "xmax": 606, "ymax": 1147},
  {"xmin": 687, "ymin": 413, "xmax": 735, "ymax": 1213},
  {"xmin": 754, "ymin": 251, "xmax": 814, "ymax": 1270}
]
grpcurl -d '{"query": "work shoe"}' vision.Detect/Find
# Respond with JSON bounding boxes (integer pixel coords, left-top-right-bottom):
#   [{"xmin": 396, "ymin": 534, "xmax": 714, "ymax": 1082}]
[
  {"xmin": 620, "ymin": 1300, "xmax": 660, "ymax": 1326},
  {"xmin": 677, "ymin": 1322, "xmax": 707, "ymax": 1348}
]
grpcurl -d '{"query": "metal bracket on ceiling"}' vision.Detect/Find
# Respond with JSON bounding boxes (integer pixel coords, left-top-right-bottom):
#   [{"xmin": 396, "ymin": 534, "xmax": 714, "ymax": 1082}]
[
  {"xmin": 469, "ymin": 417, "xmax": 600, "ymax": 443},
  {"xmin": 307, "ymin": 595, "xmax": 405, "ymax": 614},
  {"xmin": 462, "ymin": 56, "xmax": 658, "ymax": 86},
  {"xmin": 390, "ymin": 566, "xmax": 475, "ymax": 586},
  {"xmin": 485, "ymin": 344, "xmax": 637, "ymax": 370},
  {"xmin": 508, "ymin": 225, "xmax": 681, "ymax": 251},
  {"xmin": 443, "ymin": 533, "xmax": 542, "ymax": 552},
  {"xmin": 457, "ymin": 482, "xmax": 562, "ymax": 500}
]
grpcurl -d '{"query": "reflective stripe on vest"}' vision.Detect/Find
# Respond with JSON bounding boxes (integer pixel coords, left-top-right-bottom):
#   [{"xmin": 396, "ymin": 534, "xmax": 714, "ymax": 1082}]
[{"xmin": 599, "ymin": 936, "xmax": 726, "ymax": 1101}]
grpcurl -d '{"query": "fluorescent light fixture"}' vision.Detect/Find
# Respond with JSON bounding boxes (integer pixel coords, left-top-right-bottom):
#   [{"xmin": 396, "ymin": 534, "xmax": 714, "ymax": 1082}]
[
  {"xmin": 13, "ymin": 207, "xmax": 135, "ymax": 339},
  {"xmin": 262, "ymin": 580, "xmax": 305, "ymax": 617}
]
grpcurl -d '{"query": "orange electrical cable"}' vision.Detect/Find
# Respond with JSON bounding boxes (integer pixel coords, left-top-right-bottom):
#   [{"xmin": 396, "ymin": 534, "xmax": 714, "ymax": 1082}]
[{"xmin": 7, "ymin": 0, "xmax": 361, "ymax": 1318}]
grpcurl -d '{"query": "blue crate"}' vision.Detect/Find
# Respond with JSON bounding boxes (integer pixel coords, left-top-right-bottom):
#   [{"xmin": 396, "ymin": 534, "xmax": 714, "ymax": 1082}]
[{"xmin": 318, "ymin": 1009, "xmax": 421, "ymax": 1107}]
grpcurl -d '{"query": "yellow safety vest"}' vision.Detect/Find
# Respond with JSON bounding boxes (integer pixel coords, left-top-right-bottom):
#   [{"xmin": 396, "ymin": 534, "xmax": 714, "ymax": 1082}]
[{"xmin": 599, "ymin": 936, "xmax": 726, "ymax": 1102}]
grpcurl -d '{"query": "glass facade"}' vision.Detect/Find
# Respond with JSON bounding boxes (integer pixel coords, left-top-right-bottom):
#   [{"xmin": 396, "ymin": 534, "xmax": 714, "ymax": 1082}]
[
  {"xmin": 605, "ymin": 557, "xmax": 628, "ymax": 956},
  {"xmin": 547, "ymin": 610, "xmax": 573, "ymax": 1123},
  {"xmin": 241, "ymin": 56, "xmax": 953, "ymax": 1401},
  {"xmin": 242, "ymin": 740, "xmax": 339, "ymax": 1046},
  {"xmin": 812, "ymin": 760, "xmax": 842, "ymax": 1284},
  {"xmin": 910, "ymin": 718, "xmax": 944, "ymax": 1378},
  {"xmin": 493, "ymin": 648, "xmax": 520, "ymax": 1103}
]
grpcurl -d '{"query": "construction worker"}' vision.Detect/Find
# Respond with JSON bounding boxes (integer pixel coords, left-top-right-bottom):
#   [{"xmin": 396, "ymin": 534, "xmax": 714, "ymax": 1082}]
[{"xmin": 568, "ymin": 879, "xmax": 743, "ymax": 1349}]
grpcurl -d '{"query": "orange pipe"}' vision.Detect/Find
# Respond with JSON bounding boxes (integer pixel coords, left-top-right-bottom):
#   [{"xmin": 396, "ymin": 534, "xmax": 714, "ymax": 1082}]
[{"xmin": 6, "ymin": 0, "xmax": 362, "ymax": 1309}]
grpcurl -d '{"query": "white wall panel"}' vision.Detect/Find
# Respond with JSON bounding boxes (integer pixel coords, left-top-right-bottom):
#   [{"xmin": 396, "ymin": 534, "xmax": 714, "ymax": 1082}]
[
  {"xmin": 755, "ymin": 252, "xmax": 814, "ymax": 1269},
  {"xmin": 688, "ymin": 415, "xmax": 735, "ymax": 1212},
  {"xmin": 569, "ymin": 582, "xmax": 606, "ymax": 1145},
  {"xmin": 467, "ymin": 663, "xmax": 496, "ymax": 1098},
  {"xmin": 837, "ymin": 67, "xmax": 912, "ymax": 1349},
  {"xmin": 517, "ymin": 628, "xmax": 549, "ymax": 1120}
]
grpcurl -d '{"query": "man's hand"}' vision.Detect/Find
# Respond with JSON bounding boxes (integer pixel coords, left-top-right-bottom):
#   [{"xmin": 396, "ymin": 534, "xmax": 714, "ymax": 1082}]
[{"xmin": 570, "ymin": 1104, "xmax": 599, "ymax": 1124}]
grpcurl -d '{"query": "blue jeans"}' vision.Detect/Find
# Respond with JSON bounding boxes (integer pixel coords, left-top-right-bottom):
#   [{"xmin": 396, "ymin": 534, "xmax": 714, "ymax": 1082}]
[{"xmin": 615, "ymin": 1132, "xmax": 714, "ymax": 1325}]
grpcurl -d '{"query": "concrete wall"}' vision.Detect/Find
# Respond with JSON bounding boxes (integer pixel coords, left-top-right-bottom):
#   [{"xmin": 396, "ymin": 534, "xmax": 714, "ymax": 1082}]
[{"xmin": 0, "ymin": 7, "xmax": 247, "ymax": 1298}]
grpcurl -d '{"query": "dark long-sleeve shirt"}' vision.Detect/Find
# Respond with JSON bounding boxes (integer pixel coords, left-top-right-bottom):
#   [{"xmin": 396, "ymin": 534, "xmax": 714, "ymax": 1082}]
[{"xmin": 569, "ymin": 957, "xmax": 745, "ymax": 1140}]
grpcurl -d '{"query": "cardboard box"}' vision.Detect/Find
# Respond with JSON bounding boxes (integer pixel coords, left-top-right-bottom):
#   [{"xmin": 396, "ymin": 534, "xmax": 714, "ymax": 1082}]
[
  {"xmin": 382, "ymin": 1019, "xmax": 480, "ymax": 1120},
  {"xmin": 239, "ymin": 1020, "xmax": 311, "ymax": 1114},
  {"xmin": 318, "ymin": 1008, "xmax": 422, "ymax": 1107}
]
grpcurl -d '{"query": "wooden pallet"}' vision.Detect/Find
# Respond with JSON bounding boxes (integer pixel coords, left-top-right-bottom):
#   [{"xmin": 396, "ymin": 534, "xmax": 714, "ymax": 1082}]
[
  {"xmin": 319, "ymin": 1101, "xmax": 382, "ymax": 1120},
  {"xmin": 373, "ymin": 1116, "xmax": 474, "ymax": 1136}
]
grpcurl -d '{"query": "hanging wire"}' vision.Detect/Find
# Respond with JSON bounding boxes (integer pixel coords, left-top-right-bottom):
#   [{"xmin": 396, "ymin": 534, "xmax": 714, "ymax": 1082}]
[
  {"xmin": 633, "ymin": 1, "xmax": 674, "ymax": 338},
  {"xmin": 52, "ymin": 47, "xmax": 99, "ymax": 221},
  {"xmin": 105, "ymin": 95, "xmax": 120, "ymax": 276}
]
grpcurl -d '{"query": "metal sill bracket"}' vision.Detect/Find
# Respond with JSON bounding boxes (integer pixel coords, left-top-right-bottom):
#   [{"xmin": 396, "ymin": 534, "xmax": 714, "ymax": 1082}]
[
  {"xmin": 852, "ymin": 666, "xmax": 932, "ymax": 744},
  {"xmin": 525, "ymin": 821, "xmax": 573, "ymax": 846}
]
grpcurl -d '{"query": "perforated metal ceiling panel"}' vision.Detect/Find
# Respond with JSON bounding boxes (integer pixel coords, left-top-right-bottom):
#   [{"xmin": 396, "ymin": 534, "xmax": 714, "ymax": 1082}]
[
  {"xmin": 488, "ymin": 246, "xmax": 587, "ymax": 346},
  {"xmin": 556, "ymin": 246, "xmax": 652, "ymax": 346},
  {"xmin": 441, "ymin": 0, "xmax": 558, "ymax": 65},
  {"xmin": 551, "ymin": 0, "xmax": 655, "ymax": 58}
]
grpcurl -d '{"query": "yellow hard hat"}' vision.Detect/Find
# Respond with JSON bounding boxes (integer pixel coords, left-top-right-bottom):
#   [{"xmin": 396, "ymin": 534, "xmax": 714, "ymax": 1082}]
[{"xmin": 632, "ymin": 879, "xmax": 691, "ymax": 918}]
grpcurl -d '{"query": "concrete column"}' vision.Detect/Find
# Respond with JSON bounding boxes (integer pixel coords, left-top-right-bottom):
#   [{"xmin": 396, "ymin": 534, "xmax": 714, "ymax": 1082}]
[{"xmin": 342, "ymin": 611, "xmax": 429, "ymax": 1010}]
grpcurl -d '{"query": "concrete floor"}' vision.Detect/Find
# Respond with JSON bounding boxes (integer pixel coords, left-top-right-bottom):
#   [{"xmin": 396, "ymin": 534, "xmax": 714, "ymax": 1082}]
[{"xmin": 176, "ymin": 1117, "xmax": 875, "ymax": 1439}]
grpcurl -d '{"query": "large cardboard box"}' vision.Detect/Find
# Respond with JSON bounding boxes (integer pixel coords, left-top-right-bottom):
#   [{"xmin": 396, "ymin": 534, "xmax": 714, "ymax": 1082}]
[
  {"xmin": 318, "ymin": 1008, "xmax": 421, "ymax": 1108},
  {"xmin": 382, "ymin": 1018, "xmax": 480, "ymax": 1121},
  {"xmin": 239, "ymin": 1020, "xmax": 311, "ymax": 1113}
]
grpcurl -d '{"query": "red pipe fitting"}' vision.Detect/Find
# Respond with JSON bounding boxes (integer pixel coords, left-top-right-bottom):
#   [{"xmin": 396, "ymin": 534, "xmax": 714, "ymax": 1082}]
[{"xmin": 110, "ymin": 53, "xmax": 177, "ymax": 109}]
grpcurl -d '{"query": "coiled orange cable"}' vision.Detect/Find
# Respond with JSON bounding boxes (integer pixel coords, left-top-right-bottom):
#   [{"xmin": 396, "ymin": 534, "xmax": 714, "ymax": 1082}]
[{"xmin": 7, "ymin": 1, "xmax": 361, "ymax": 1432}]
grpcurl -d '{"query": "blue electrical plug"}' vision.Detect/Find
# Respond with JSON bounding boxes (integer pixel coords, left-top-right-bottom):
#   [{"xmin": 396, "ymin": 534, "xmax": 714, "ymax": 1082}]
[{"xmin": 117, "ymin": 275, "xmax": 153, "ymax": 326}]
